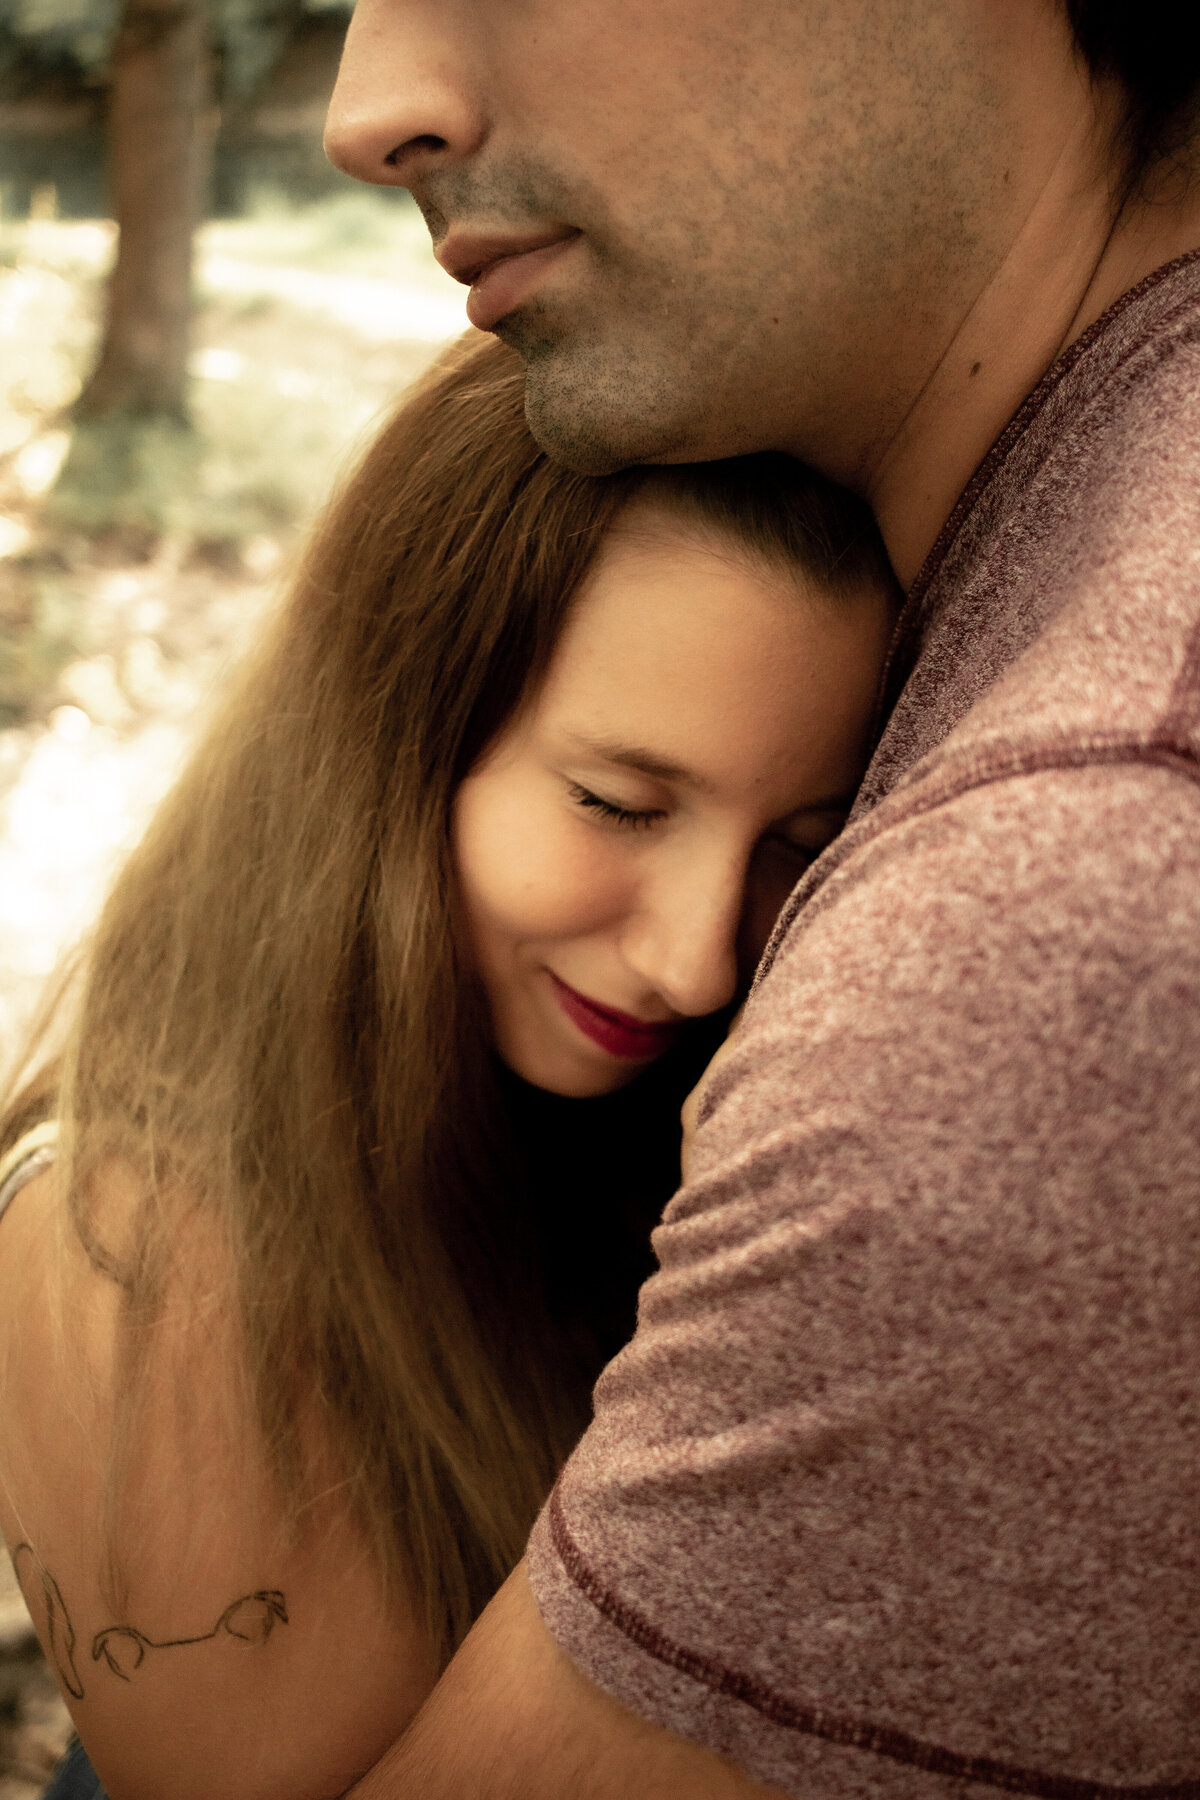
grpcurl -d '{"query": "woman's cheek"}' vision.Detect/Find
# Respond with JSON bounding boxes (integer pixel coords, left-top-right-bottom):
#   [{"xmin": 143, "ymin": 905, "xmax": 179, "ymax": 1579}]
[
  {"xmin": 455, "ymin": 775, "xmax": 626, "ymax": 945},
  {"xmin": 500, "ymin": 816, "xmax": 630, "ymax": 942}
]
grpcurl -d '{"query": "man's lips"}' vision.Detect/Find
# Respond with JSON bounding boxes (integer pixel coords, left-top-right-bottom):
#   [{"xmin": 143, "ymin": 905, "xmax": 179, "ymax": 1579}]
[
  {"xmin": 547, "ymin": 971, "xmax": 681, "ymax": 1063},
  {"xmin": 436, "ymin": 230, "xmax": 581, "ymax": 333}
]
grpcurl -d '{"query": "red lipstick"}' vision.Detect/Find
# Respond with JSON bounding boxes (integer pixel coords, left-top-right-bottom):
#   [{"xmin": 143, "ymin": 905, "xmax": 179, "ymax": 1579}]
[{"xmin": 548, "ymin": 971, "xmax": 680, "ymax": 1063}]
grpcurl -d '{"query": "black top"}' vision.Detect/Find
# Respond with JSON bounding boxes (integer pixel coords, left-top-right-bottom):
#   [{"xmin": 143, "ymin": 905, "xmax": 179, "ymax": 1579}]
[{"xmin": 498, "ymin": 1017, "xmax": 729, "ymax": 1371}]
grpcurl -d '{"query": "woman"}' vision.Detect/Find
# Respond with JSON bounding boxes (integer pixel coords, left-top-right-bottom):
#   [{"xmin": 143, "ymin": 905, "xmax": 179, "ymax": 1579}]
[{"xmin": 0, "ymin": 335, "xmax": 897, "ymax": 1800}]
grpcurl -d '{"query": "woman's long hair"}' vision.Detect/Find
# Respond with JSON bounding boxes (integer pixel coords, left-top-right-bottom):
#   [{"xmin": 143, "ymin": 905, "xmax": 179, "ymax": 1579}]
[{"xmin": 4, "ymin": 335, "xmax": 890, "ymax": 1662}]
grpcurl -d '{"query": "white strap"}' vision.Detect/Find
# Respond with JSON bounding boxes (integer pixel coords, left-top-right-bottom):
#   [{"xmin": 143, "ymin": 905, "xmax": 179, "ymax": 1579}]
[{"xmin": 0, "ymin": 1119, "xmax": 58, "ymax": 1224}]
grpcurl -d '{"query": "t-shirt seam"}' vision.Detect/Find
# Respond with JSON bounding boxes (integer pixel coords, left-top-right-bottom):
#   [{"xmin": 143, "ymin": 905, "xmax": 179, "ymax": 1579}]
[
  {"xmin": 546, "ymin": 1489, "xmax": 1200, "ymax": 1800},
  {"xmin": 752, "ymin": 726, "xmax": 1200, "ymax": 992},
  {"xmin": 887, "ymin": 727, "xmax": 1200, "ymax": 828},
  {"xmin": 756, "ymin": 583, "xmax": 1200, "ymax": 984}
]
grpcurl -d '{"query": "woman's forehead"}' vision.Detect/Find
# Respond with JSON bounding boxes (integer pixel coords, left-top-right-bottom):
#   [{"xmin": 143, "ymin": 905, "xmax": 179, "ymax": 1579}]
[{"xmin": 527, "ymin": 524, "xmax": 889, "ymax": 812}]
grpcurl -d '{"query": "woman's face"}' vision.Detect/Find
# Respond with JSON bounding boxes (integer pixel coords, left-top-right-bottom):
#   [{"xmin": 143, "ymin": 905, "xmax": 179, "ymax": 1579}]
[{"xmin": 452, "ymin": 506, "xmax": 893, "ymax": 1097}]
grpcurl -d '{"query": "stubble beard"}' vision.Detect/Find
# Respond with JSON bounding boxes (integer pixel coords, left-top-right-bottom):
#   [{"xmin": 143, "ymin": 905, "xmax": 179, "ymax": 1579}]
[
  {"xmin": 497, "ymin": 304, "xmax": 708, "ymax": 475},
  {"xmin": 413, "ymin": 157, "xmax": 775, "ymax": 474},
  {"xmin": 492, "ymin": 232, "xmax": 775, "ymax": 476}
]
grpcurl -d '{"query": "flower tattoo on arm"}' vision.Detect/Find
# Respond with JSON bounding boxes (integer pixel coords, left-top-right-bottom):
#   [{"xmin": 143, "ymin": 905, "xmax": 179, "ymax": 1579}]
[{"xmin": 13, "ymin": 1543, "xmax": 288, "ymax": 1697}]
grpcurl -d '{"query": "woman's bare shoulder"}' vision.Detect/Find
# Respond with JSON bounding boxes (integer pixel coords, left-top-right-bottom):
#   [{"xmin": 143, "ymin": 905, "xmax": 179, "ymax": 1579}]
[{"xmin": 0, "ymin": 1156, "xmax": 438, "ymax": 1800}]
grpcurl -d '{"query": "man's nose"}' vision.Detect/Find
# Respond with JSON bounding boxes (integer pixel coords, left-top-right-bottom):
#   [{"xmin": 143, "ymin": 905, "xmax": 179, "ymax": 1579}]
[
  {"xmin": 621, "ymin": 862, "xmax": 744, "ymax": 1022},
  {"xmin": 324, "ymin": 0, "xmax": 486, "ymax": 192}
]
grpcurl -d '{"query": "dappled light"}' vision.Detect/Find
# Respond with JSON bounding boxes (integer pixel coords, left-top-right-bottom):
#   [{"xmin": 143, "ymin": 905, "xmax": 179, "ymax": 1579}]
[{"xmin": 0, "ymin": 194, "xmax": 467, "ymax": 1084}]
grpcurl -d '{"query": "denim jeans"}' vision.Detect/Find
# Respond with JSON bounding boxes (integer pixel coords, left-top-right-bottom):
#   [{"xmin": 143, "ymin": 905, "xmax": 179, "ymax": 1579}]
[{"xmin": 41, "ymin": 1739, "xmax": 108, "ymax": 1800}]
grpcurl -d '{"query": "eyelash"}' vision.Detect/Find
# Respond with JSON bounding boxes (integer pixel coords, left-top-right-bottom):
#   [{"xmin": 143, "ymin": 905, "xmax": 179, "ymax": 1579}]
[{"xmin": 568, "ymin": 783, "xmax": 665, "ymax": 831}]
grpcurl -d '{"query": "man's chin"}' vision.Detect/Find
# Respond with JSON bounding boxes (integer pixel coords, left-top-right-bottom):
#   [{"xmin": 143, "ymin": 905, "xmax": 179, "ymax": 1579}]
[
  {"xmin": 496, "ymin": 317, "xmax": 691, "ymax": 474},
  {"xmin": 522, "ymin": 394, "xmax": 631, "ymax": 474}
]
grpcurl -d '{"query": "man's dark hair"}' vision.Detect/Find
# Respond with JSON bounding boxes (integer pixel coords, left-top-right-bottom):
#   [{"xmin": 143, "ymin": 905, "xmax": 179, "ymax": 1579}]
[{"xmin": 1066, "ymin": 1, "xmax": 1200, "ymax": 172}]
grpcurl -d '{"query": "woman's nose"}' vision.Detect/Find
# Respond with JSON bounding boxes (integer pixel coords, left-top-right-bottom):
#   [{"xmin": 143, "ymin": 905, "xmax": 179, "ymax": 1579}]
[
  {"xmin": 324, "ymin": 0, "xmax": 486, "ymax": 190},
  {"xmin": 620, "ymin": 862, "xmax": 744, "ymax": 1021}
]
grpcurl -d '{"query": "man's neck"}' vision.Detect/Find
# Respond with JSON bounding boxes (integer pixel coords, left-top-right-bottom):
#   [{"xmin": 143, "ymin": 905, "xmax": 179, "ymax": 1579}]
[{"xmin": 868, "ymin": 130, "xmax": 1200, "ymax": 591}]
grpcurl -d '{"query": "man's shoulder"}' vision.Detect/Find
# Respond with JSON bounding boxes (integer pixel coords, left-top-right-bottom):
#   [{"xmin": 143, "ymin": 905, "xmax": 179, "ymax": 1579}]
[
  {"xmin": 860, "ymin": 251, "xmax": 1200, "ymax": 815},
  {"xmin": 547, "ymin": 763, "xmax": 1200, "ymax": 1800},
  {"xmin": 728, "ymin": 754, "xmax": 1200, "ymax": 1193},
  {"xmin": 928, "ymin": 244, "xmax": 1200, "ymax": 652},
  {"xmin": 762, "ymin": 748, "xmax": 1200, "ymax": 1015},
  {"xmin": 779, "ymin": 257, "xmax": 1200, "ymax": 979}
]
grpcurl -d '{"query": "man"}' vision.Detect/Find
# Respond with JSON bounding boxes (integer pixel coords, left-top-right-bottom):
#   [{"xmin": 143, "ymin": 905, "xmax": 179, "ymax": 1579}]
[{"xmin": 323, "ymin": 4, "xmax": 1200, "ymax": 1796}]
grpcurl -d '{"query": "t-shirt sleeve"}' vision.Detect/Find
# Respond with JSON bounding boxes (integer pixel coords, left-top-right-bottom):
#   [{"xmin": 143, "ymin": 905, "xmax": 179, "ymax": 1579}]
[{"xmin": 525, "ymin": 761, "xmax": 1200, "ymax": 1799}]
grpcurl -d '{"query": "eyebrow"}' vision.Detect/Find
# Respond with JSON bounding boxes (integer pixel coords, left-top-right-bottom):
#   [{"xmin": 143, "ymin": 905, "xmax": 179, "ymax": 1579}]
[
  {"xmin": 569, "ymin": 734, "xmax": 713, "ymax": 791},
  {"xmin": 567, "ymin": 734, "xmax": 861, "ymax": 815}
]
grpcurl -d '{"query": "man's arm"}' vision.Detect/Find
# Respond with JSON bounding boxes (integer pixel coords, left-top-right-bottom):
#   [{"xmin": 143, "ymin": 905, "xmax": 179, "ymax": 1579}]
[
  {"xmin": 348, "ymin": 1564, "xmax": 789, "ymax": 1800},
  {"xmin": 354, "ymin": 764, "xmax": 1200, "ymax": 1799}
]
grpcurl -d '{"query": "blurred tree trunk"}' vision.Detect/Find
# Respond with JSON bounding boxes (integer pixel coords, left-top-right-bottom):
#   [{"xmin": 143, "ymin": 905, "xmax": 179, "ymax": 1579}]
[{"xmin": 76, "ymin": 0, "xmax": 214, "ymax": 423}]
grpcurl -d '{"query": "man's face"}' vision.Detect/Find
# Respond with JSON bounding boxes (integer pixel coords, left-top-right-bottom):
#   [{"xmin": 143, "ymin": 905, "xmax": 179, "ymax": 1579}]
[{"xmin": 326, "ymin": 0, "xmax": 1015, "ymax": 478}]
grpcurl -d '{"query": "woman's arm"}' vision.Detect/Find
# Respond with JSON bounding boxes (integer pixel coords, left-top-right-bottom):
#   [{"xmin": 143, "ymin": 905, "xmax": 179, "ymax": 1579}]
[{"xmin": 0, "ymin": 1166, "xmax": 438, "ymax": 1800}]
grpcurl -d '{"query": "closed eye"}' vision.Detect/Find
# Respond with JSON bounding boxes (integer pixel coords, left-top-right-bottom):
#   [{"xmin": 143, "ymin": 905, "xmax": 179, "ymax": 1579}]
[
  {"xmin": 763, "ymin": 829, "xmax": 840, "ymax": 868},
  {"xmin": 568, "ymin": 783, "xmax": 666, "ymax": 831}
]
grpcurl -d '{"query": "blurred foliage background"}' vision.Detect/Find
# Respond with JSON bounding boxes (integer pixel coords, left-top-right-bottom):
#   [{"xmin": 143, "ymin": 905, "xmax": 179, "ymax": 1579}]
[
  {"xmin": 0, "ymin": 0, "xmax": 466, "ymax": 625},
  {"xmin": 0, "ymin": 0, "xmax": 468, "ymax": 1019},
  {"xmin": 1, "ymin": 0, "xmax": 355, "ymax": 214}
]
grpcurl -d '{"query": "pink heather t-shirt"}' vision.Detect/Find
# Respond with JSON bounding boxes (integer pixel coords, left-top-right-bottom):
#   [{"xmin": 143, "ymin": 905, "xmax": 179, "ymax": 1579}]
[{"xmin": 526, "ymin": 251, "xmax": 1200, "ymax": 1799}]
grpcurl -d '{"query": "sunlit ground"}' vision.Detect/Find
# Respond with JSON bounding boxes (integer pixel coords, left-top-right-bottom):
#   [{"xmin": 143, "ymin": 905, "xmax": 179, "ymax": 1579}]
[{"xmin": 0, "ymin": 194, "xmax": 469, "ymax": 1081}]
